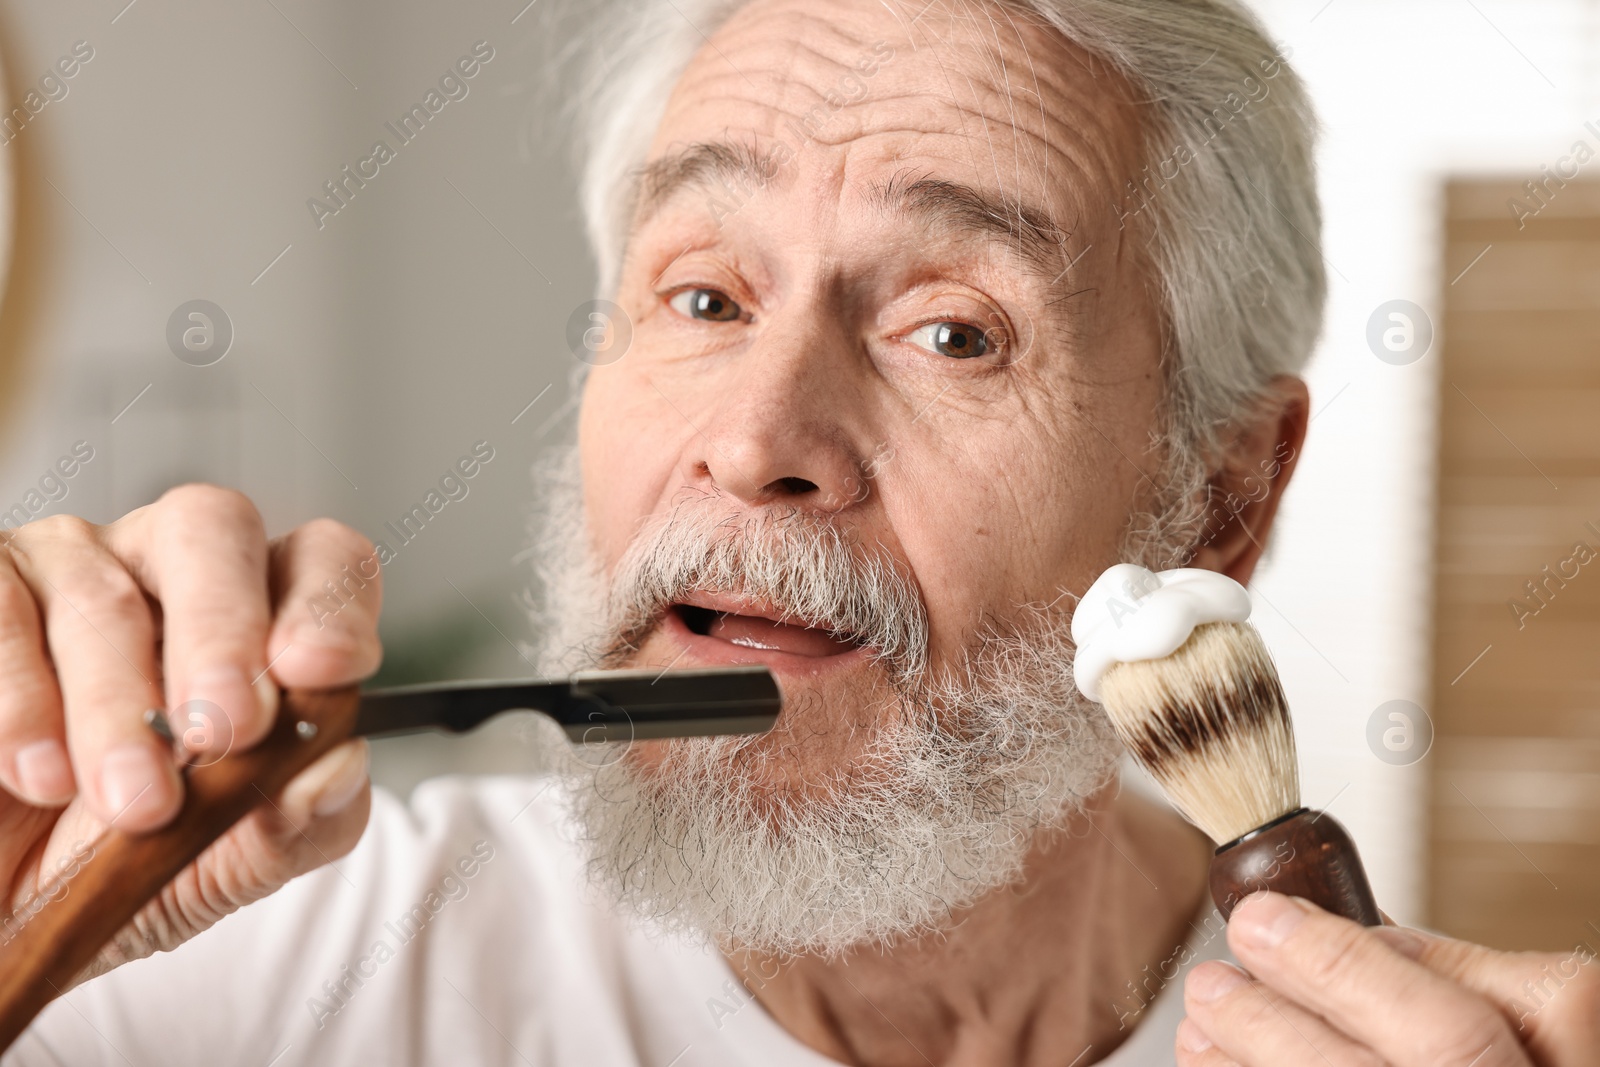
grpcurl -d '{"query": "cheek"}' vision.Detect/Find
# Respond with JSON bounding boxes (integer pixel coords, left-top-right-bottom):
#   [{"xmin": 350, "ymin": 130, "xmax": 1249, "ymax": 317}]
[
  {"xmin": 578, "ymin": 368, "xmax": 686, "ymax": 565},
  {"xmin": 881, "ymin": 426, "xmax": 1140, "ymax": 656},
  {"xmin": 888, "ymin": 483, "xmax": 1000, "ymax": 655},
  {"xmin": 872, "ymin": 438, "xmax": 1044, "ymax": 649}
]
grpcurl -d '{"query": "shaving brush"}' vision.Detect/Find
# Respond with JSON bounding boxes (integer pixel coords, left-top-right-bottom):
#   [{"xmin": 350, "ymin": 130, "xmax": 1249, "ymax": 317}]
[{"xmin": 1074, "ymin": 566, "xmax": 1380, "ymax": 926}]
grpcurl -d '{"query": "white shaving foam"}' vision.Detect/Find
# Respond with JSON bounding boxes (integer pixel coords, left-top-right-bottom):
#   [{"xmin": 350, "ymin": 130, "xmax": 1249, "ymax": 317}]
[{"xmin": 1071, "ymin": 564, "xmax": 1253, "ymax": 703}]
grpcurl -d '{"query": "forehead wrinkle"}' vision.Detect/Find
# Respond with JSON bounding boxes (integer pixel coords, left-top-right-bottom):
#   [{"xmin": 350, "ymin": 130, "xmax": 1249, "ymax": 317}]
[
  {"xmin": 946, "ymin": 45, "xmax": 1073, "ymax": 281},
  {"xmin": 992, "ymin": 2, "xmax": 1056, "ymax": 184},
  {"xmin": 644, "ymin": 0, "xmax": 1147, "ymax": 284},
  {"xmin": 899, "ymin": 3, "xmax": 981, "ymax": 159},
  {"xmin": 883, "ymin": 4, "xmax": 1116, "ymax": 266},
  {"xmin": 988, "ymin": 2, "xmax": 1055, "ymax": 216},
  {"xmin": 646, "ymin": 7, "xmax": 882, "ymax": 143},
  {"xmin": 956, "ymin": 64, "xmax": 1020, "ymax": 269},
  {"xmin": 955, "ymin": 2, "xmax": 1112, "ymax": 277},
  {"xmin": 653, "ymin": 33, "xmax": 870, "ymax": 134},
  {"xmin": 633, "ymin": 138, "xmax": 793, "ymax": 232},
  {"xmin": 700, "ymin": 1, "xmax": 883, "ymax": 96},
  {"xmin": 902, "ymin": 8, "xmax": 1056, "ymax": 284},
  {"xmin": 971, "ymin": 0, "xmax": 1025, "ymax": 204},
  {"xmin": 861, "ymin": 167, "xmax": 1068, "ymax": 282}
]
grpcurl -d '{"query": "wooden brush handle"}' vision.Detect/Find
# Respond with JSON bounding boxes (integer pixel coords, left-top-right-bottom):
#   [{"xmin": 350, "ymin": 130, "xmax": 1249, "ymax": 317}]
[
  {"xmin": 0, "ymin": 686, "xmax": 361, "ymax": 1052},
  {"xmin": 1209, "ymin": 807, "xmax": 1381, "ymax": 927}
]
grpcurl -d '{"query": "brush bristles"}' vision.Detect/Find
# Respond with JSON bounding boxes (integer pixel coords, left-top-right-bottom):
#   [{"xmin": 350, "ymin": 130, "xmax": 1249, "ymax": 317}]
[{"xmin": 1098, "ymin": 621, "xmax": 1300, "ymax": 845}]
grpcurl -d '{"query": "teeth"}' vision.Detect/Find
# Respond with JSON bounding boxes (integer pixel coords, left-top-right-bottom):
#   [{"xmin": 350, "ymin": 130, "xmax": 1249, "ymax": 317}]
[
  {"xmin": 728, "ymin": 634, "xmax": 783, "ymax": 651},
  {"xmin": 671, "ymin": 600, "xmax": 865, "ymax": 653}
]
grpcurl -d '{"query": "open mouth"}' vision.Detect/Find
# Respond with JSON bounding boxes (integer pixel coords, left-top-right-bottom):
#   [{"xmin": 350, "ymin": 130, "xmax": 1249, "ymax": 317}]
[{"xmin": 668, "ymin": 593, "xmax": 866, "ymax": 660}]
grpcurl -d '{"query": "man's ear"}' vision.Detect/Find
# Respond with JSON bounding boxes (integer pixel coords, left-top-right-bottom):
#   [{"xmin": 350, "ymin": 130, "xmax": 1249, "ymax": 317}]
[{"xmin": 1183, "ymin": 376, "xmax": 1310, "ymax": 585}]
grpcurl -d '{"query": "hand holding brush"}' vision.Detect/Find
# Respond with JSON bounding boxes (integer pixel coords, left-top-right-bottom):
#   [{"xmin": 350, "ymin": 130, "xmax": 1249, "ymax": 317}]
[{"xmin": 1073, "ymin": 566, "xmax": 1600, "ymax": 1065}]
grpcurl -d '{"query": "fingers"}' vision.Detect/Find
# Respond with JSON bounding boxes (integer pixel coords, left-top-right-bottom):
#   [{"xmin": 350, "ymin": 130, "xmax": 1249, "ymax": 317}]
[
  {"xmin": 0, "ymin": 489, "xmax": 380, "ymax": 844},
  {"xmin": 1175, "ymin": 1018, "xmax": 1243, "ymax": 1067},
  {"xmin": 1226, "ymin": 893, "xmax": 1530, "ymax": 1067},
  {"xmin": 278, "ymin": 737, "xmax": 371, "ymax": 825},
  {"xmin": 264, "ymin": 518, "xmax": 383, "ymax": 689},
  {"xmin": 1182, "ymin": 960, "xmax": 1384, "ymax": 1066},
  {"xmin": 108, "ymin": 739, "xmax": 372, "ymax": 965},
  {"xmin": 102, "ymin": 489, "xmax": 382, "ymax": 748},
  {"xmin": 104, "ymin": 485, "xmax": 278, "ymax": 754},
  {"xmin": 1369, "ymin": 925, "xmax": 1600, "ymax": 1063},
  {"xmin": 1176, "ymin": 1017, "xmax": 1242, "ymax": 1066},
  {"xmin": 0, "ymin": 551, "xmax": 72, "ymax": 806},
  {"xmin": 7, "ymin": 518, "xmax": 179, "ymax": 830},
  {"xmin": 221, "ymin": 738, "xmax": 371, "ymax": 897}
]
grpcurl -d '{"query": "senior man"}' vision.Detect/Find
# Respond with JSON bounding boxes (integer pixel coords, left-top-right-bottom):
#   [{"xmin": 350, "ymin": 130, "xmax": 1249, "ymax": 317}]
[{"xmin": 2, "ymin": 0, "xmax": 1596, "ymax": 1064}]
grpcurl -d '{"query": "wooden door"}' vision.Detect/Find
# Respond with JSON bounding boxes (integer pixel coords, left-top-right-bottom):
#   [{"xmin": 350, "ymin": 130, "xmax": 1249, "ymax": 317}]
[{"xmin": 1430, "ymin": 178, "xmax": 1600, "ymax": 951}]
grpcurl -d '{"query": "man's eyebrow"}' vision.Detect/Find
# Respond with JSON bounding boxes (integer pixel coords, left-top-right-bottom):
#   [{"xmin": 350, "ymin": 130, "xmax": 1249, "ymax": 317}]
[
  {"xmin": 862, "ymin": 170, "xmax": 1072, "ymax": 282},
  {"xmin": 631, "ymin": 143, "xmax": 1074, "ymax": 283},
  {"xmin": 632, "ymin": 140, "xmax": 789, "ymax": 229}
]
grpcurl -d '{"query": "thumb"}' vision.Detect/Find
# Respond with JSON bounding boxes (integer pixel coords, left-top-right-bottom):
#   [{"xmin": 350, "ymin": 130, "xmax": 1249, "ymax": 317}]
[
  {"xmin": 1370, "ymin": 924, "xmax": 1600, "ymax": 1062},
  {"xmin": 222, "ymin": 736, "xmax": 372, "ymax": 895},
  {"xmin": 76, "ymin": 739, "xmax": 371, "ymax": 989}
]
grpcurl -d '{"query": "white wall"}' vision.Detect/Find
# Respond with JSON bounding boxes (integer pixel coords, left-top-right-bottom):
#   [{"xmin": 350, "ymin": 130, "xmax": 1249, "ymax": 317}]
[
  {"xmin": 1243, "ymin": 0, "xmax": 1598, "ymax": 922},
  {"xmin": 0, "ymin": 0, "xmax": 598, "ymax": 793},
  {"xmin": 0, "ymin": 0, "xmax": 593, "ymax": 681}
]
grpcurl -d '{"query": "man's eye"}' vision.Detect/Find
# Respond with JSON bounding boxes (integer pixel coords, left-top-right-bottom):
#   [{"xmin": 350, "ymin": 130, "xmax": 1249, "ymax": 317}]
[
  {"xmin": 905, "ymin": 321, "xmax": 994, "ymax": 359},
  {"xmin": 668, "ymin": 287, "xmax": 742, "ymax": 322}
]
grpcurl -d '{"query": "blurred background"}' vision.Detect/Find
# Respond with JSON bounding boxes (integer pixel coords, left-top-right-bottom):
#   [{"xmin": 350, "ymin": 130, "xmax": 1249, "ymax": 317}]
[{"xmin": 0, "ymin": 0, "xmax": 1594, "ymax": 952}]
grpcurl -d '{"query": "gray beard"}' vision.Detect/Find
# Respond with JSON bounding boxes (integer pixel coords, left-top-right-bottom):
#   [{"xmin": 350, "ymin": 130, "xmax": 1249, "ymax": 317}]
[{"xmin": 522, "ymin": 442, "xmax": 1124, "ymax": 958}]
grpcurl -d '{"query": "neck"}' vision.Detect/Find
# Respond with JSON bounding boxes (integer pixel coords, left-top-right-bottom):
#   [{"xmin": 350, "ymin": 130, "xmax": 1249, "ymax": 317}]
[{"xmin": 721, "ymin": 780, "xmax": 1212, "ymax": 1067}]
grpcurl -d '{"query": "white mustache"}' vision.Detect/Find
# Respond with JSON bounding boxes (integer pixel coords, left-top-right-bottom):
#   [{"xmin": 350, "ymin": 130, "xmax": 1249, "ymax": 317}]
[
  {"xmin": 601, "ymin": 499, "xmax": 930, "ymax": 678},
  {"xmin": 527, "ymin": 446, "xmax": 1126, "ymax": 956}
]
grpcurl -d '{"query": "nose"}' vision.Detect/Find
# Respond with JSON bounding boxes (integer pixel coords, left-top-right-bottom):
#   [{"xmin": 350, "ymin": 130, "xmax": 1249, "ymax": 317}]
[{"xmin": 687, "ymin": 312, "xmax": 869, "ymax": 514}]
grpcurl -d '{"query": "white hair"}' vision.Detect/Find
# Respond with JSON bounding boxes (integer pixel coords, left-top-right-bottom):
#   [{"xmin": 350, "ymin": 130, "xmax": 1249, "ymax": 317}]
[{"xmin": 551, "ymin": 0, "xmax": 1324, "ymax": 501}]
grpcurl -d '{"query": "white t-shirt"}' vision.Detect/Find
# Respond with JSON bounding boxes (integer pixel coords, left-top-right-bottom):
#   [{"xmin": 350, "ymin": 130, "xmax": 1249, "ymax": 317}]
[{"xmin": 5, "ymin": 775, "xmax": 1230, "ymax": 1066}]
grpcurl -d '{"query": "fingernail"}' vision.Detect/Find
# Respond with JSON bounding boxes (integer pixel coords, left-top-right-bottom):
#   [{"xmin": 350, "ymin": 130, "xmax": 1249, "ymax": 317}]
[
  {"xmin": 1232, "ymin": 892, "xmax": 1308, "ymax": 950},
  {"xmin": 100, "ymin": 744, "xmax": 173, "ymax": 824},
  {"xmin": 186, "ymin": 665, "xmax": 259, "ymax": 744},
  {"xmin": 293, "ymin": 621, "xmax": 358, "ymax": 652},
  {"xmin": 1372, "ymin": 925, "xmax": 1428, "ymax": 961},
  {"xmin": 312, "ymin": 743, "xmax": 369, "ymax": 817},
  {"xmin": 1177, "ymin": 1018, "xmax": 1214, "ymax": 1052},
  {"xmin": 1188, "ymin": 962, "xmax": 1249, "ymax": 1003},
  {"xmin": 15, "ymin": 740, "xmax": 74, "ymax": 805},
  {"xmin": 253, "ymin": 669, "xmax": 280, "ymax": 722}
]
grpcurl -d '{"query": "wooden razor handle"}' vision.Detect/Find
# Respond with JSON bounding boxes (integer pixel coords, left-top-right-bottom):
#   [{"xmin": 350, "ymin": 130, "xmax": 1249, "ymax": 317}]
[
  {"xmin": 1209, "ymin": 807, "xmax": 1382, "ymax": 927},
  {"xmin": 0, "ymin": 687, "xmax": 361, "ymax": 1051}
]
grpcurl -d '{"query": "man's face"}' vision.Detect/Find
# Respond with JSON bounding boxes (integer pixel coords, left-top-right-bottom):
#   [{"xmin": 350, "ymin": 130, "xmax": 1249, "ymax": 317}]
[
  {"xmin": 578, "ymin": 0, "xmax": 1164, "ymax": 771},
  {"xmin": 553, "ymin": 0, "xmax": 1174, "ymax": 953}
]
